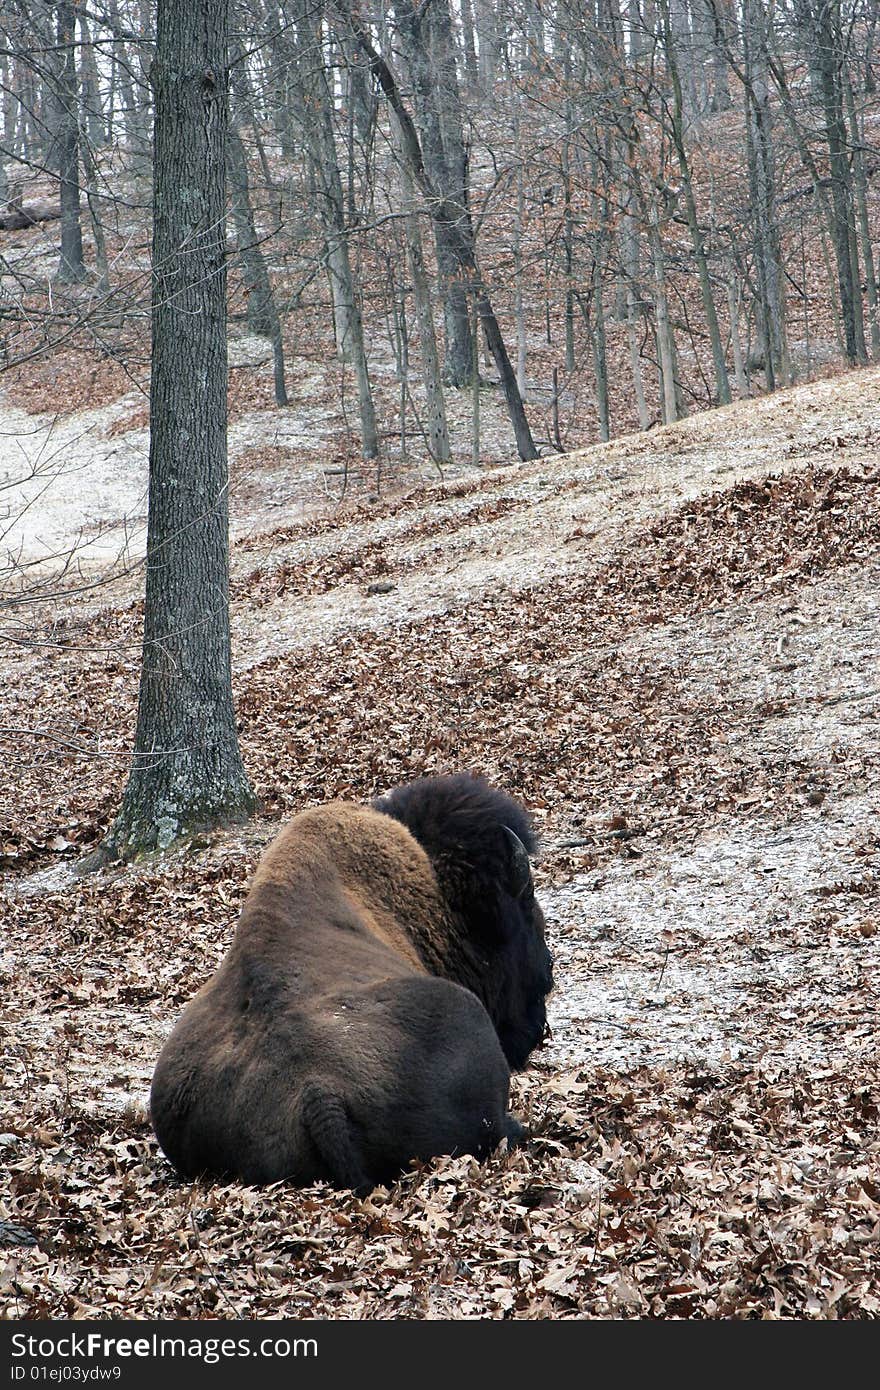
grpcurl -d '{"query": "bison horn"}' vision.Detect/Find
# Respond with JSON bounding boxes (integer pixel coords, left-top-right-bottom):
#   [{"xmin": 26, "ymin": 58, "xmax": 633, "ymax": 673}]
[{"xmin": 504, "ymin": 826, "xmax": 532, "ymax": 898}]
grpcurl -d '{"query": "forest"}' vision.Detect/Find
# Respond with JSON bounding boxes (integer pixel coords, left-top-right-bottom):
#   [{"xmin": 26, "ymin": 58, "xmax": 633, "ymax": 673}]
[{"xmin": 1, "ymin": 0, "xmax": 879, "ymax": 1322}]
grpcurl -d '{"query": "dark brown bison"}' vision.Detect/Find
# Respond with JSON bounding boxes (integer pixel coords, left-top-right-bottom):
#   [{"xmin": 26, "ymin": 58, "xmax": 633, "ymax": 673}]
[{"xmin": 150, "ymin": 773, "xmax": 553, "ymax": 1191}]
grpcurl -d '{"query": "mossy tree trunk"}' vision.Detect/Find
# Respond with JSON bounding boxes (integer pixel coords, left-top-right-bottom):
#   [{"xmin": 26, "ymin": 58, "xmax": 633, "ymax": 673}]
[{"xmin": 104, "ymin": 0, "xmax": 256, "ymax": 861}]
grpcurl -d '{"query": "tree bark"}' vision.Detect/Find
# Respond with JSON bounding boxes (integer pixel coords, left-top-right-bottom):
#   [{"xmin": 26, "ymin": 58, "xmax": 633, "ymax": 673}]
[
  {"xmin": 726, "ymin": 264, "xmax": 748, "ymax": 396},
  {"xmin": 561, "ymin": 99, "xmax": 576, "ymax": 374},
  {"xmin": 394, "ymin": 0, "xmax": 474, "ymax": 386},
  {"xmin": 475, "ymin": 0, "xmax": 499, "ymax": 86},
  {"xmin": 106, "ymin": 0, "xmax": 151, "ymax": 176},
  {"xmin": 706, "ymin": 0, "xmax": 791, "ymax": 386},
  {"xmin": 844, "ymin": 70, "xmax": 880, "ymax": 356},
  {"xmin": 55, "ymin": 1, "xmax": 86, "ymax": 283},
  {"xmin": 104, "ymin": 0, "xmax": 256, "ymax": 861},
  {"xmin": 459, "ymin": 0, "xmax": 478, "ymax": 86},
  {"xmin": 79, "ymin": 121, "xmax": 110, "ymax": 293},
  {"xmin": 706, "ymin": 0, "xmax": 732, "ymax": 111},
  {"xmin": 512, "ymin": 104, "xmax": 528, "ymax": 394},
  {"xmin": 742, "ymin": 0, "xmax": 790, "ymax": 389},
  {"xmin": 78, "ymin": 8, "xmax": 106, "ymax": 148},
  {"xmin": 227, "ymin": 121, "xmax": 289, "ymax": 406},
  {"xmin": 631, "ymin": 157, "xmax": 681, "ymax": 424},
  {"xmin": 810, "ymin": 0, "xmax": 866, "ymax": 364},
  {"xmin": 293, "ymin": 2, "xmax": 378, "ymax": 458},
  {"xmin": 396, "ymin": 120, "xmax": 451, "ymax": 466},
  {"xmin": 589, "ymin": 147, "xmax": 611, "ymax": 441},
  {"xmin": 661, "ymin": 0, "xmax": 731, "ymax": 403},
  {"xmin": 620, "ymin": 171, "xmax": 650, "ymax": 428}
]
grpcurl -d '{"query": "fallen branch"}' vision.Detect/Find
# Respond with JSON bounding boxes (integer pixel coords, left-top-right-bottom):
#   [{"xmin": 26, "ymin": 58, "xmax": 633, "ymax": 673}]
[{"xmin": 0, "ymin": 201, "xmax": 61, "ymax": 230}]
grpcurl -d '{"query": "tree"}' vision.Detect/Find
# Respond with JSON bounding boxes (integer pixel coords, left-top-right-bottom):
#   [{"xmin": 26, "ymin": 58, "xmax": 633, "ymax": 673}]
[
  {"xmin": 395, "ymin": 114, "xmax": 452, "ymax": 466},
  {"xmin": 55, "ymin": 0, "xmax": 86, "ymax": 283},
  {"xmin": 102, "ymin": 0, "xmax": 256, "ymax": 861},
  {"xmin": 393, "ymin": 0, "xmax": 474, "ymax": 387},
  {"xmin": 338, "ymin": 0, "xmax": 540, "ymax": 462},
  {"xmin": 740, "ymin": 0, "xmax": 791, "ymax": 389},
  {"xmin": 660, "ymin": 0, "xmax": 731, "ymax": 404},
  {"xmin": 227, "ymin": 114, "xmax": 289, "ymax": 407},
  {"xmin": 292, "ymin": 0, "xmax": 379, "ymax": 460},
  {"xmin": 2, "ymin": 0, "xmax": 878, "ymax": 490},
  {"xmin": 794, "ymin": 0, "xmax": 867, "ymax": 365}
]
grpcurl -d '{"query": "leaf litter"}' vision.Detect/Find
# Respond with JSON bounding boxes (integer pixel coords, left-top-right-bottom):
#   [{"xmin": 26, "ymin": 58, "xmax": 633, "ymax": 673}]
[{"xmin": 1, "ymin": 365, "xmax": 879, "ymax": 1318}]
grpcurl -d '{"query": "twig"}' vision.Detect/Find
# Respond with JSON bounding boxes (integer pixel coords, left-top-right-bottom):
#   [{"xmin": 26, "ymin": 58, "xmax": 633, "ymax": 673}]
[
  {"xmin": 657, "ymin": 946, "xmax": 671, "ymax": 989},
  {"xmin": 188, "ymin": 1209, "xmax": 240, "ymax": 1318}
]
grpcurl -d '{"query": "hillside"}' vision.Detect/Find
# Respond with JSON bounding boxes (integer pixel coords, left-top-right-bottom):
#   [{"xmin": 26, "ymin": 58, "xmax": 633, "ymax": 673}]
[{"xmin": 1, "ymin": 363, "xmax": 879, "ymax": 1319}]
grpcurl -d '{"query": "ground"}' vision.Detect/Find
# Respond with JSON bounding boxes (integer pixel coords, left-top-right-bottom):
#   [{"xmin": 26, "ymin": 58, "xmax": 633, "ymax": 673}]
[{"xmin": 1, "ymin": 358, "xmax": 879, "ymax": 1319}]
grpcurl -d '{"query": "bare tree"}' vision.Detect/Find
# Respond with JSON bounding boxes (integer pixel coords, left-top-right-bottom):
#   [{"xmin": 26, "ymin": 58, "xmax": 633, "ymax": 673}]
[
  {"xmin": 792, "ymin": 0, "xmax": 866, "ymax": 364},
  {"xmin": 290, "ymin": 0, "xmax": 379, "ymax": 460},
  {"xmin": 227, "ymin": 99, "xmax": 289, "ymax": 406},
  {"xmin": 393, "ymin": 0, "xmax": 474, "ymax": 387},
  {"xmin": 338, "ymin": 0, "xmax": 540, "ymax": 461},
  {"xmin": 102, "ymin": 0, "xmax": 256, "ymax": 861},
  {"xmin": 660, "ymin": 0, "xmax": 731, "ymax": 404}
]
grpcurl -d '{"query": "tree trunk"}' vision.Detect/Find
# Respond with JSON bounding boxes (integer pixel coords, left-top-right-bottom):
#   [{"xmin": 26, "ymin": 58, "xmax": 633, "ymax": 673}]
[
  {"xmin": 79, "ymin": 122, "xmax": 110, "ymax": 293},
  {"xmin": 55, "ymin": 1, "xmax": 86, "ymax": 284},
  {"xmin": 475, "ymin": 0, "xmax": 499, "ymax": 86},
  {"xmin": 726, "ymin": 267, "xmax": 748, "ymax": 396},
  {"xmin": 662, "ymin": 0, "xmax": 731, "ymax": 404},
  {"xmin": 104, "ymin": 0, "xmax": 256, "ymax": 861},
  {"xmin": 475, "ymin": 285, "xmax": 540, "ymax": 460},
  {"xmin": 107, "ymin": 0, "xmax": 151, "ymax": 175},
  {"xmin": 28, "ymin": 0, "xmax": 65, "ymax": 176},
  {"xmin": 394, "ymin": 0, "xmax": 474, "ymax": 386},
  {"xmin": 0, "ymin": 49, "xmax": 13, "ymax": 164},
  {"xmin": 78, "ymin": 9, "xmax": 106, "ymax": 148},
  {"xmin": 640, "ymin": 170, "xmax": 681, "ymax": 423},
  {"xmin": 459, "ymin": 0, "xmax": 479, "ymax": 86},
  {"xmin": 812, "ymin": 0, "xmax": 866, "ymax": 364},
  {"xmin": 706, "ymin": 0, "xmax": 790, "ymax": 387},
  {"xmin": 787, "ymin": 0, "xmax": 865, "ymax": 365},
  {"xmin": 338, "ymin": 28, "xmax": 376, "ymax": 149},
  {"xmin": 562, "ymin": 115, "xmax": 576, "ymax": 374},
  {"xmin": 844, "ymin": 71, "xmax": 880, "ymax": 356},
  {"xmin": 742, "ymin": 0, "xmax": 790, "ymax": 389},
  {"xmin": 625, "ymin": 284, "xmax": 651, "ymax": 428},
  {"xmin": 470, "ymin": 292, "xmax": 481, "ymax": 465},
  {"xmin": 227, "ymin": 122, "xmax": 289, "ymax": 406},
  {"xmin": 707, "ymin": 0, "xmax": 732, "ymax": 111},
  {"xmin": 589, "ymin": 148, "xmax": 611, "ymax": 441},
  {"xmin": 668, "ymin": 0, "xmax": 699, "ymax": 118},
  {"xmin": 620, "ymin": 174, "xmax": 650, "ymax": 427},
  {"xmin": 342, "ymin": 4, "xmax": 538, "ymax": 459},
  {"xmin": 397, "ymin": 122, "xmax": 451, "ymax": 466},
  {"xmin": 288, "ymin": 2, "xmax": 378, "ymax": 458},
  {"xmin": 513, "ymin": 106, "xmax": 528, "ymax": 395}
]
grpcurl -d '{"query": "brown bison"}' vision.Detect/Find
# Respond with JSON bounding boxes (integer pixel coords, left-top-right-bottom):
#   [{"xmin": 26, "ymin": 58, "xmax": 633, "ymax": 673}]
[{"xmin": 150, "ymin": 773, "xmax": 553, "ymax": 1191}]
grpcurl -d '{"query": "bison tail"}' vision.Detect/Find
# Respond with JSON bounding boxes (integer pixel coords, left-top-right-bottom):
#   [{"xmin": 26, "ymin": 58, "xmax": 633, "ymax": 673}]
[{"xmin": 300, "ymin": 1082, "xmax": 371, "ymax": 1194}]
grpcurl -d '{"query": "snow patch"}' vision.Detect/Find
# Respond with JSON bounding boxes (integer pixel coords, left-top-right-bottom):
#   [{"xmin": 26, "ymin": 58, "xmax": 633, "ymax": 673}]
[{"xmin": 544, "ymin": 793, "xmax": 879, "ymax": 1073}]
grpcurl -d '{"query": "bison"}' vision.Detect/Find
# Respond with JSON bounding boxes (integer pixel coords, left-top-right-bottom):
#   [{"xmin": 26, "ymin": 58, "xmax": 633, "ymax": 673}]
[{"xmin": 150, "ymin": 773, "xmax": 553, "ymax": 1191}]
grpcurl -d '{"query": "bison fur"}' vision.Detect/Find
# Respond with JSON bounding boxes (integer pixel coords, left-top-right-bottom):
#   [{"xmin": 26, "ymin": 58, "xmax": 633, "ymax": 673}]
[{"xmin": 150, "ymin": 773, "xmax": 553, "ymax": 1191}]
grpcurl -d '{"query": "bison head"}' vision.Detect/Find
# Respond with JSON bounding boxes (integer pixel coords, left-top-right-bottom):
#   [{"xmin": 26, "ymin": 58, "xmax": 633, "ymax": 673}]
[
  {"xmin": 372, "ymin": 773, "xmax": 553, "ymax": 1070},
  {"xmin": 150, "ymin": 773, "xmax": 552, "ymax": 1191}
]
